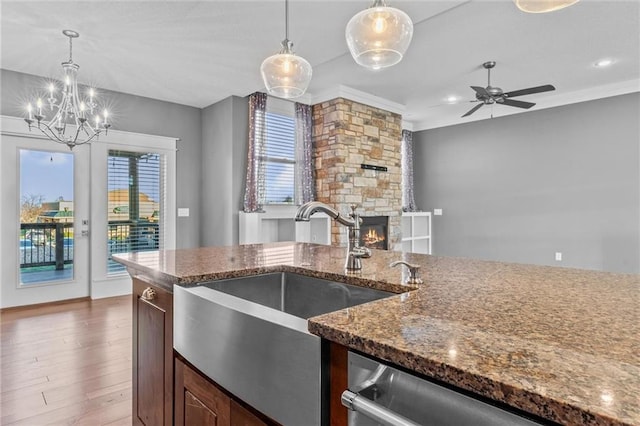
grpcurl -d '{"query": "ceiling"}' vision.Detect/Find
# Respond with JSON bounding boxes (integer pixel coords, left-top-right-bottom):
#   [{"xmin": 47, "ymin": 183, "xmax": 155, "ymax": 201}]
[{"xmin": 1, "ymin": 0, "xmax": 639, "ymax": 131}]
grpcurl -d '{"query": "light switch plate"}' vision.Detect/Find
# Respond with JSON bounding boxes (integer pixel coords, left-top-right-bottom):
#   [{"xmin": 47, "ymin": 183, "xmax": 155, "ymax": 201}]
[
  {"xmin": 434, "ymin": 208, "xmax": 443, "ymax": 216},
  {"xmin": 178, "ymin": 208, "xmax": 190, "ymax": 217}
]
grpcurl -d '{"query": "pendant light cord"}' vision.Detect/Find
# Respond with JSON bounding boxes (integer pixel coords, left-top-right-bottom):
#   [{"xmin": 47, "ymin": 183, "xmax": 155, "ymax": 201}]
[{"xmin": 284, "ymin": 0, "xmax": 289, "ymax": 42}]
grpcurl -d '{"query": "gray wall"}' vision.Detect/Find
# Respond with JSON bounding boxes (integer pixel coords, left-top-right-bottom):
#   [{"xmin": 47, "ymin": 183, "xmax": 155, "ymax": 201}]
[
  {"xmin": 413, "ymin": 93, "xmax": 640, "ymax": 273},
  {"xmin": 200, "ymin": 95, "xmax": 248, "ymax": 247},
  {"xmin": 1, "ymin": 69, "xmax": 203, "ymax": 249}
]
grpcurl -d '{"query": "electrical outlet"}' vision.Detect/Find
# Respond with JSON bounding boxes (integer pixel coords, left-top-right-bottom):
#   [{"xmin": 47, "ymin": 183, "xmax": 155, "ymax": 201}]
[
  {"xmin": 434, "ymin": 208, "xmax": 443, "ymax": 216},
  {"xmin": 555, "ymin": 252, "xmax": 562, "ymax": 261}
]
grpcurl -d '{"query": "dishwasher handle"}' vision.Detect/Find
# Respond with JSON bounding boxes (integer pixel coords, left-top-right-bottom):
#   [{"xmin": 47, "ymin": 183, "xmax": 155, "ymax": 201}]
[{"xmin": 341, "ymin": 390, "xmax": 422, "ymax": 426}]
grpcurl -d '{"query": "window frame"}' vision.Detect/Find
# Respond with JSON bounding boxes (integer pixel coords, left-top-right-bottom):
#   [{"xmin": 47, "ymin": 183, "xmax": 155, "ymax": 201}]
[{"xmin": 263, "ymin": 97, "xmax": 297, "ymax": 206}]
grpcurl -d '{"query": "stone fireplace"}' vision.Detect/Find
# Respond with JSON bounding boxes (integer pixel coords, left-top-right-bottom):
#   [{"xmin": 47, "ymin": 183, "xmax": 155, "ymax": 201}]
[{"xmin": 312, "ymin": 98, "xmax": 402, "ymax": 250}]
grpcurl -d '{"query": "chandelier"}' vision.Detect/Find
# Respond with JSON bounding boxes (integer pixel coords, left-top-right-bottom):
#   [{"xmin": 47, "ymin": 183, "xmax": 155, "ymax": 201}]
[
  {"xmin": 25, "ymin": 30, "xmax": 110, "ymax": 150},
  {"xmin": 260, "ymin": 0, "xmax": 312, "ymax": 99},
  {"xmin": 346, "ymin": 0, "xmax": 413, "ymax": 70},
  {"xmin": 514, "ymin": 0, "xmax": 580, "ymax": 13}
]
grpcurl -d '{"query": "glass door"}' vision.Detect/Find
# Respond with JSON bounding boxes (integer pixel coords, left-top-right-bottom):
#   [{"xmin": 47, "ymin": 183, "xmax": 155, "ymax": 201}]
[
  {"xmin": 89, "ymin": 134, "xmax": 176, "ymax": 299},
  {"xmin": 1, "ymin": 115, "xmax": 176, "ymax": 307},
  {"xmin": 1, "ymin": 134, "xmax": 90, "ymax": 308}
]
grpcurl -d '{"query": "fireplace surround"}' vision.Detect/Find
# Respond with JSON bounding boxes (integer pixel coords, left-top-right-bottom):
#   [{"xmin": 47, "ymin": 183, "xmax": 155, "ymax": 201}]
[
  {"xmin": 312, "ymin": 98, "xmax": 403, "ymax": 250},
  {"xmin": 359, "ymin": 216, "xmax": 389, "ymax": 250}
]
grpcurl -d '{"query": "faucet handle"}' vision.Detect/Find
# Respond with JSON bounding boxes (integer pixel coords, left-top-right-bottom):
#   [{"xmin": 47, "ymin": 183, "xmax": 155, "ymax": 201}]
[{"xmin": 390, "ymin": 260, "xmax": 423, "ymax": 285}]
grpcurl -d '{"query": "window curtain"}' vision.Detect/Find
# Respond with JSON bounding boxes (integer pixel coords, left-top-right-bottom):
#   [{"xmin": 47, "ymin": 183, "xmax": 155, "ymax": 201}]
[
  {"xmin": 401, "ymin": 129, "xmax": 417, "ymax": 212},
  {"xmin": 294, "ymin": 102, "xmax": 315, "ymax": 205},
  {"xmin": 243, "ymin": 92, "xmax": 267, "ymax": 212}
]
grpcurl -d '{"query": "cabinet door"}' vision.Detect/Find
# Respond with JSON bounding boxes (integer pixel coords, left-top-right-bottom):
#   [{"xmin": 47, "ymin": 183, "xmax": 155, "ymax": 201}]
[
  {"xmin": 175, "ymin": 357, "xmax": 231, "ymax": 426},
  {"xmin": 230, "ymin": 400, "xmax": 269, "ymax": 426},
  {"xmin": 133, "ymin": 278, "xmax": 173, "ymax": 426}
]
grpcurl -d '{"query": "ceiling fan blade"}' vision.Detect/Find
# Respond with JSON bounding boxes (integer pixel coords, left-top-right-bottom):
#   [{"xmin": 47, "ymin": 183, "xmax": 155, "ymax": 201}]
[
  {"xmin": 470, "ymin": 86, "xmax": 489, "ymax": 97},
  {"xmin": 501, "ymin": 98, "xmax": 535, "ymax": 109},
  {"xmin": 462, "ymin": 102, "xmax": 484, "ymax": 117},
  {"xmin": 504, "ymin": 84, "xmax": 555, "ymax": 98}
]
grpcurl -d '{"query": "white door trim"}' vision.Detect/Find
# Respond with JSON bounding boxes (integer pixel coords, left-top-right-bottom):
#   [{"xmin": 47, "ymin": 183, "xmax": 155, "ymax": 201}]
[{"xmin": 1, "ymin": 115, "xmax": 178, "ymax": 305}]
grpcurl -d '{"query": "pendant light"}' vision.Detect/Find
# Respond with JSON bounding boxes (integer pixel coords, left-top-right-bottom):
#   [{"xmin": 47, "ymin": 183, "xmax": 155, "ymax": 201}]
[
  {"xmin": 345, "ymin": 0, "xmax": 413, "ymax": 70},
  {"xmin": 514, "ymin": 0, "xmax": 580, "ymax": 13},
  {"xmin": 260, "ymin": 0, "xmax": 312, "ymax": 99}
]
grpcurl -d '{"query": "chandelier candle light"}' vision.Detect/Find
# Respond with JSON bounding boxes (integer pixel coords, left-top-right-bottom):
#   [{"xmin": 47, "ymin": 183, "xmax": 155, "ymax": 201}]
[
  {"xmin": 346, "ymin": 0, "xmax": 413, "ymax": 70},
  {"xmin": 260, "ymin": 0, "xmax": 312, "ymax": 99},
  {"xmin": 25, "ymin": 30, "xmax": 110, "ymax": 150}
]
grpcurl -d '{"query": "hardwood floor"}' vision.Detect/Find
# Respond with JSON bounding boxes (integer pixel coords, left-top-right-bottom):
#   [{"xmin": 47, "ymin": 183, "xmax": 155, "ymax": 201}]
[{"xmin": 1, "ymin": 296, "xmax": 132, "ymax": 425}]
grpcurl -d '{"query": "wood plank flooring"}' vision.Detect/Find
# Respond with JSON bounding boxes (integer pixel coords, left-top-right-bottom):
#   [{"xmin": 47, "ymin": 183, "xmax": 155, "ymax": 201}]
[{"xmin": 1, "ymin": 296, "xmax": 132, "ymax": 425}]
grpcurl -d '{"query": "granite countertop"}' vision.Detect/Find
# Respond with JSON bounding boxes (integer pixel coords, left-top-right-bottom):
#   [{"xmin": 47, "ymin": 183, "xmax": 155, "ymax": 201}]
[{"xmin": 113, "ymin": 242, "xmax": 640, "ymax": 426}]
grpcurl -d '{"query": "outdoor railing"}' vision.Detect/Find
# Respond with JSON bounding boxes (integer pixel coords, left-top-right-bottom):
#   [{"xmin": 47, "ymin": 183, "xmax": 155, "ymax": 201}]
[
  {"xmin": 20, "ymin": 222, "xmax": 73, "ymax": 270},
  {"xmin": 20, "ymin": 221, "xmax": 159, "ymax": 271}
]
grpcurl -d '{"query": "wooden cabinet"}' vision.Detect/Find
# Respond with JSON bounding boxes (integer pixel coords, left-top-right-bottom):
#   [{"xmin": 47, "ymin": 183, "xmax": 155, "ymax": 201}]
[
  {"xmin": 231, "ymin": 400, "xmax": 269, "ymax": 426},
  {"xmin": 175, "ymin": 357, "xmax": 274, "ymax": 426},
  {"xmin": 175, "ymin": 357, "xmax": 231, "ymax": 426},
  {"xmin": 132, "ymin": 278, "xmax": 173, "ymax": 426},
  {"xmin": 131, "ymin": 275, "xmax": 277, "ymax": 426}
]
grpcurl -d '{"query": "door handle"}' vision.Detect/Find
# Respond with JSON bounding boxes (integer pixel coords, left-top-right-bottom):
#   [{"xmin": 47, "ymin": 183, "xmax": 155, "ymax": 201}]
[{"xmin": 341, "ymin": 390, "xmax": 421, "ymax": 426}]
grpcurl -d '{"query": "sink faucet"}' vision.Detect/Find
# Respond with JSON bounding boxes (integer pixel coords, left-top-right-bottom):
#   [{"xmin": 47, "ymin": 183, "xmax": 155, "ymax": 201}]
[{"xmin": 295, "ymin": 201, "xmax": 371, "ymax": 272}]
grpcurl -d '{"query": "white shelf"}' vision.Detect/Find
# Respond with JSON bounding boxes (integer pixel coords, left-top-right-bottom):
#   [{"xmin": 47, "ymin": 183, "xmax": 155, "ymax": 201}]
[
  {"xmin": 401, "ymin": 211, "xmax": 432, "ymax": 254},
  {"xmin": 239, "ymin": 207, "xmax": 331, "ymax": 245}
]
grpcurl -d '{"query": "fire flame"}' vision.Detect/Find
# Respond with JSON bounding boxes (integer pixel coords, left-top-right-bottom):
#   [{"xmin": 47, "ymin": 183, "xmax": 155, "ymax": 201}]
[{"xmin": 362, "ymin": 228, "xmax": 385, "ymax": 246}]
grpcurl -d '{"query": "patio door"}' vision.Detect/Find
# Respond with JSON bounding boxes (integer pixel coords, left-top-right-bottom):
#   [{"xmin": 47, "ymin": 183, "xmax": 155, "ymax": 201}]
[
  {"xmin": 89, "ymin": 133, "xmax": 176, "ymax": 299},
  {"xmin": 1, "ymin": 116, "xmax": 176, "ymax": 308},
  {"xmin": 0, "ymin": 121, "xmax": 90, "ymax": 308}
]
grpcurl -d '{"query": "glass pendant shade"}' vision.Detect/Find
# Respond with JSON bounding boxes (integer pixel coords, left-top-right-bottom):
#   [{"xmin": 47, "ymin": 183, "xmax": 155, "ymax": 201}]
[
  {"xmin": 346, "ymin": 0, "xmax": 413, "ymax": 70},
  {"xmin": 261, "ymin": 43, "xmax": 312, "ymax": 99},
  {"xmin": 514, "ymin": 0, "xmax": 580, "ymax": 13}
]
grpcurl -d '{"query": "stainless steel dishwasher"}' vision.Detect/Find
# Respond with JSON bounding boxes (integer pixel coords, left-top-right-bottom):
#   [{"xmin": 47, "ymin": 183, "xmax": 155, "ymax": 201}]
[{"xmin": 343, "ymin": 351, "xmax": 547, "ymax": 426}]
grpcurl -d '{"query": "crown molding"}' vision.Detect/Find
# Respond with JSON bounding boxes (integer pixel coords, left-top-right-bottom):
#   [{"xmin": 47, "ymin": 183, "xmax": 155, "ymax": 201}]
[{"xmin": 309, "ymin": 84, "xmax": 406, "ymax": 116}]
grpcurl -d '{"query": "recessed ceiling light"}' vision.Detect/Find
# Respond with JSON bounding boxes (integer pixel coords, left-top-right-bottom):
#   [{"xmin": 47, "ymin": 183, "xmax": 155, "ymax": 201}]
[
  {"xmin": 594, "ymin": 58, "xmax": 614, "ymax": 68},
  {"xmin": 445, "ymin": 95, "xmax": 459, "ymax": 104}
]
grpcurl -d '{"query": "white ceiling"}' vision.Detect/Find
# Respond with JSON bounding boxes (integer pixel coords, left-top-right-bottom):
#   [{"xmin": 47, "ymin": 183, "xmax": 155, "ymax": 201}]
[{"xmin": 1, "ymin": 0, "xmax": 639, "ymax": 131}]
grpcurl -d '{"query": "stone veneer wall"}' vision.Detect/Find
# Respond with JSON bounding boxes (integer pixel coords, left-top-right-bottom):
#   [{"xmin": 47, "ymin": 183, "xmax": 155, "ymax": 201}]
[{"xmin": 312, "ymin": 98, "xmax": 403, "ymax": 250}]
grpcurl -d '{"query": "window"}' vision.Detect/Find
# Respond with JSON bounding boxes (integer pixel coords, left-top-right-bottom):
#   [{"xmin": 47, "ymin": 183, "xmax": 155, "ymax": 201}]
[
  {"xmin": 264, "ymin": 99, "xmax": 296, "ymax": 205},
  {"xmin": 107, "ymin": 150, "xmax": 162, "ymax": 273}
]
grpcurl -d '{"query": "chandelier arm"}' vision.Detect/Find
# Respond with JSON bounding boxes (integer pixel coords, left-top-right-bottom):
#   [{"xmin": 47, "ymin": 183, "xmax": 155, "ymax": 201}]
[
  {"xmin": 85, "ymin": 120, "xmax": 99, "ymax": 137},
  {"xmin": 70, "ymin": 77, "xmax": 84, "ymax": 128},
  {"xmin": 77, "ymin": 129, "xmax": 101, "ymax": 145},
  {"xmin": 72, "ymin": 123, "xmax": 83, "ymax": 143},
  {"xmin": 48, "ymin": 86, "xmax": 70, "ymax": 131},
  {"xmin": 37, "ymin": 121, "xmax": 68, "ymax": 144}
]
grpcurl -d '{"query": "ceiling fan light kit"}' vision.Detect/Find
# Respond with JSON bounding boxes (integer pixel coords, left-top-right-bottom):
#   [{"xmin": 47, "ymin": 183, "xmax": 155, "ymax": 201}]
[
  {"xmin": 261, "ymin": 0, "xmax": 312, "ymax": 99},
  {"xmin": 514, "ymin": 0, "xmax": 580, "ymax": 13},
  {"xmin": 462, "ymin": 61, "xmax": 556, "ymax": 118},
  {"xmin": 24, "ymin": 30, "xmax": 111, "ymax": 150},
  {"xmin": 345, "ymin": 0, "xmax": 413, "ymax": 70}
]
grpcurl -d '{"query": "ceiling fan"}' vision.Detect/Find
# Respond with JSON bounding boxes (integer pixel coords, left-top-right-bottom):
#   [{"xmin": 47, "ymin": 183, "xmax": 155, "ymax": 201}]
[{"xmin": 462, "ymin": 61, "xmax": 555, "ymax": 117}]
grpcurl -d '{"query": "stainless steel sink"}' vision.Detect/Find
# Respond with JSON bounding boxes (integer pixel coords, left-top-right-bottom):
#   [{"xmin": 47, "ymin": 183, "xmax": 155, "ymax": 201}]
[
  {"xmin": 201, "ymin": 272, "xmax": 392, "ymax": 319},
  {"xmin": 173, "ymin": 272, "xmax": 394, "ymax": 426}
]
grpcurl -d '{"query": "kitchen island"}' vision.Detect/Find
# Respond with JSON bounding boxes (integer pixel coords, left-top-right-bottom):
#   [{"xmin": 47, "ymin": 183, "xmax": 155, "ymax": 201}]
[{"xmin": 114, "ymin": 242, "xmax": 639, "ymax": 426}]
